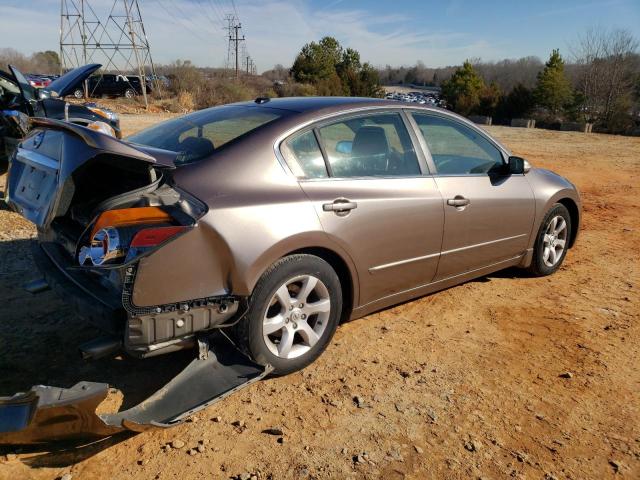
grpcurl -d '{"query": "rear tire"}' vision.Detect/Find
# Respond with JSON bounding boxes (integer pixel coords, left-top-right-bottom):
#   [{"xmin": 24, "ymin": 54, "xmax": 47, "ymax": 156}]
[
  {"xmin": 73, "ymin": 88, "xmax": 83, "ymax": 99},
  {"xmin": 234, "ymin": 254, "xmax": 342, "ymax": 376},
  {"xmin": 527, "ymin": 203, "xmax": 571, "ymax": 276},
  {"xmin": 124, "ymin": 88, "xmax": 136, "ymax": 99}
]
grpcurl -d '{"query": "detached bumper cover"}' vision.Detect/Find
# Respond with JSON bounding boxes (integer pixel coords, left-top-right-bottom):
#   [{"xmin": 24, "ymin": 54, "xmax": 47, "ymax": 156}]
[{"xmin": 0, "ymin": 340, "xmax": 271, "ymax": 445}]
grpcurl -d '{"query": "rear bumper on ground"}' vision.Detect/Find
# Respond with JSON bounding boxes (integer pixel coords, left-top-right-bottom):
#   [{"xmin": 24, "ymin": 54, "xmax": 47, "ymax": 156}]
[{"xmin": 0, "ymin": 337, "xmax": 271, "ymax": 445}]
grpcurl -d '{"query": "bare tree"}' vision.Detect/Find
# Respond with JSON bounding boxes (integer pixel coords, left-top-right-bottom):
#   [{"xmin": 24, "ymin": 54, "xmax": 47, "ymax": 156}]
[
  {"xmin": 571, "ymin": 27, "xmax": 639, "ymax": 128},
  {"xmin": 0, "ymin": 48, "xmax": 31, "ymax": 71}
]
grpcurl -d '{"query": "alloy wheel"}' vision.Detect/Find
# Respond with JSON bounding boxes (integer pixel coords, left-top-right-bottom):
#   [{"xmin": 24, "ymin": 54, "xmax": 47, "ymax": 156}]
[
  {"xmin": 542, "ymin": 215, "xmax": 568, "ymax": 267},
  {"xmin": 262, "ymin": 275, "xmax": 331, "ymax": 359}
]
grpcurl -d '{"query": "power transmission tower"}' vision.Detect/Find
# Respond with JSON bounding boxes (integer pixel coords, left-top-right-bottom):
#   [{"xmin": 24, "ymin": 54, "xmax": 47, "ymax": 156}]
[{"xmin": 59, "ymin": 0, "xmax": 159, "ymax": 108}]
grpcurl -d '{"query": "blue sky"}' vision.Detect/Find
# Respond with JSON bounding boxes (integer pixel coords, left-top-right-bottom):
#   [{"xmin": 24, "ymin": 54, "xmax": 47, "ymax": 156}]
[{"xmin": 1, "ymin": 0, "xmax": 639, "ymax": 71}]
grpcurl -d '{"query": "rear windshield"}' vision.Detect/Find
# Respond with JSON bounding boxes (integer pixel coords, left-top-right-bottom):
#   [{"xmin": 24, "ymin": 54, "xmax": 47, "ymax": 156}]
[{"xmin": 127, "ymin": 105, "xmax": 284, "ymax": 165}]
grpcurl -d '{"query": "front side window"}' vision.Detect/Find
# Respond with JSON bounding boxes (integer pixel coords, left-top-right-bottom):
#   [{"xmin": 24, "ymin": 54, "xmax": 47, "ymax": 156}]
[
  {"xmin": 281, "ymin": 130, "xmax": 328, "ymax": 179},
  {"xmin": 316, "ymin": 113, "xmax": 420, "ymax": 178},
  {"xmin": 412, "ymin": 113, "xmax": 504, "ymax": 175},
  {"xmin": 128, "ymin": 105, "xmax": 284, "ymax": 165}
]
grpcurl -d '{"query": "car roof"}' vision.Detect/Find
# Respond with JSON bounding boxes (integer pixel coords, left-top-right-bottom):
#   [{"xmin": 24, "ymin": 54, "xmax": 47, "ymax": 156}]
[
  {"xmin": 226, "ymin": 96, "xmax": 511, "ymax": 156},
  {"xmin": 231, "ymin": 96, "xmax": 409, "ymax": 114}
]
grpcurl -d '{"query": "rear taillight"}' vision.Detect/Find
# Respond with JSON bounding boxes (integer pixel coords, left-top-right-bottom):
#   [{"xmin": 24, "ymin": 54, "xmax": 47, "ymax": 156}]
[
  {"xmin": 131, "ymin": 226, "xmax": 188, "ymax": 248},
  {"xmin": 89, "ymin": 207, "xmax": 171, "ymax": 239},
  {"xmin": 78, "ymin": 208, "xmax": 189, "ymax": 267}
]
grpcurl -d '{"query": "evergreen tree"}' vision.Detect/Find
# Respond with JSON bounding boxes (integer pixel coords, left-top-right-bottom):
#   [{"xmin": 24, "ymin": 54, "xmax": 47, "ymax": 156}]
[
  {"xmin": 478, "ymin": 82, "xmax": 502, "ymax": 116},
  {"xmin": 290, "ymin": 37, "xmax": 382, "ymax": 97},
  {"xmin": 497, "ymin": 83, "xmax": 535, "ymax": 119},
  {"xmin": 441, "ymin": 60, "xmax": 485, "ymax": 115},
  {"xmin": 534, "ymin": 49, "xmax": 573, "ymax": 115}
]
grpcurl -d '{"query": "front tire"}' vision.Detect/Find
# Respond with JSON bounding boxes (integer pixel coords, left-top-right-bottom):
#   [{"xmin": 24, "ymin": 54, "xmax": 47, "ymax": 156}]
[
  {"xmin": 124, "ymin": 88, "xmax": 136, "ymax": 99},
  {"xmin": 73, "ymin": 88, "xmax": 83, "ymax": 99},
  {"xmin": 234, "ymin": 254, "xmax": 342, "ymax": 376},
  {"xmin": 528, "ymin": 203, "xmax": 571, "ymax": 276}
]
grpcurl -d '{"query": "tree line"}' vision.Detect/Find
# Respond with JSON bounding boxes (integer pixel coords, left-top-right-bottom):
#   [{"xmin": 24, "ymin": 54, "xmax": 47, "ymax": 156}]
[
  {"xmin": 3, "ymin": 28, "xmax": 637, "ymax": 134},
  {"xmin": 0, "ymin": 48, "xmax": 61, "ymax": 74},
  {"xmin": 379, "ymin": 28, "xmax": 640, "ymax": 134}
]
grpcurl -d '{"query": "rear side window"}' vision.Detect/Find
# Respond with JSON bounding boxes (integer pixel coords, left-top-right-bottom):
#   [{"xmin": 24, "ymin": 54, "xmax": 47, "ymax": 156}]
[
  {"xmin": 281, "ymin": 130, "xmax": 328, "ymax": 179},
  {"xmin": 412, "ymin": 113, "xmax": 504, "ymax": 175},
  {"xmin": 316, "ymin": 113, "xmax": 420, "ymax": 177},
  {"xmin": 128, "ymin": 105, "xmax": 284, "ymax": 165}
]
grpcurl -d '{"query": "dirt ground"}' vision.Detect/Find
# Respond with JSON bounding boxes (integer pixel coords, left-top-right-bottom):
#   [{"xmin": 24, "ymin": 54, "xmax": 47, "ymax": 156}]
[{"xmin": 0, "ymin": 118, "xmax": 638, "ymax": 480}]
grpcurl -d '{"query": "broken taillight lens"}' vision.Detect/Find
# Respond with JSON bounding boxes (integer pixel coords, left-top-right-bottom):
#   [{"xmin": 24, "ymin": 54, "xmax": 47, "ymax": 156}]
[
  {"xmin": 78, "ymin": 208, "xmax": 189, "ymax": 267},
  {"xmin": 130, "ymin": 226, "xmax": 189, "ymax": 248}
]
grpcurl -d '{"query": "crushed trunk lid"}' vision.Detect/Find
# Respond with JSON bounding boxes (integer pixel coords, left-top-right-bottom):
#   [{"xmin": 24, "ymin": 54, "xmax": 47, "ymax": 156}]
[
  {"xmin": 6, "ymin": 118, "xmax": 177, "ymax": 229},
  {"xmin": 0, "ymin": 336, "xmax": 271, "ymax": 445}
]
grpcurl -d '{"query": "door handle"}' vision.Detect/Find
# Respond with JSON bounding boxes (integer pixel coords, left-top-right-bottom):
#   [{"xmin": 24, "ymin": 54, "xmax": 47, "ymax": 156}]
[
  {"xmin": 323, "ymin": 199, "xmax": 358, "ymax": 212},
  {"xmin": 447, "ymin": 196, "xmax": 470, "ymax": 207}
]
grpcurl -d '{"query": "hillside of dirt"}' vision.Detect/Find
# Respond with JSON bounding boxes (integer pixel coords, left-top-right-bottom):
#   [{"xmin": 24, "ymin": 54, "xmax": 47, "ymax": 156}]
[{"xmin": 0, "ymin": 121, "xmax": 638, "ymax": 480}]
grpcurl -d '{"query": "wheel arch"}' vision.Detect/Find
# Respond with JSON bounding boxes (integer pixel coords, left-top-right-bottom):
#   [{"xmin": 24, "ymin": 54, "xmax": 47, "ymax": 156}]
[
  {"xmin": 286, "ymin": 246, "xmax": 356, "ymax": 323},
  {"xmin": 556, "ymin": 197, "xmax": 580, "ymax": 248}
]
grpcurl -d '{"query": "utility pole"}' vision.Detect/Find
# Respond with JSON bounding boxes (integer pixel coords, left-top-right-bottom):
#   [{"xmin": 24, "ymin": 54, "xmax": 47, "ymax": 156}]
[
  {"xmin": 229, "ymin": 22, "xmax": 245, "ymax": 79},
  {"xmin": 246, "ymin": 55, "xmax": 250, "ymax": 75}
]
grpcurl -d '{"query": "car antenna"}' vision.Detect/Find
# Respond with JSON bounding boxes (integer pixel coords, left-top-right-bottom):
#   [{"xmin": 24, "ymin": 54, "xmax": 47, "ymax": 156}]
[{"xmin": 255, "ymin": 97, "xmax": 270, "ymax": 104}]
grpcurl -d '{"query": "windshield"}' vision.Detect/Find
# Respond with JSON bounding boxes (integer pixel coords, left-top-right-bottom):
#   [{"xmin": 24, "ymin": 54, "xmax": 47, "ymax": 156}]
[{"xmin": 127, "ymin": 105, "xmax": 285, "ymax": 165}]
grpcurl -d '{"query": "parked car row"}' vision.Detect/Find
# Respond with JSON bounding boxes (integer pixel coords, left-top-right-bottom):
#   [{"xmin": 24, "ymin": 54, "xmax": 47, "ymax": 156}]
[
  {"xmin": 71, "ymin": 73, "xmax": 154, "ymax": 99},
  {"xmin": 26, "ymin": 73, "xmax": 59, "ymax": 89},
  {"xmin": 385, "ymin": 90, "xmax": 447, "ymax": 108}
]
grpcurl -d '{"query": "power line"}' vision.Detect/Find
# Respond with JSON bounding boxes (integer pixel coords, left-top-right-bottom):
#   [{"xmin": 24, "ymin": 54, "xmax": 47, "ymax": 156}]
[
  {"xmin": 194, "ymin": 0, "xmax": 223, "ymax": 28},
  {"xmin": 158, "ymin": 0, "xmax": 217, "ymax": 41}
]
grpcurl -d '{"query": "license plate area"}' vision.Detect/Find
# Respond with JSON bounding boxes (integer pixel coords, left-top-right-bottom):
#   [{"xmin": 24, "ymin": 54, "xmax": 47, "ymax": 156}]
[{"xmin": 10, "ymin": 148, "xmax": 59, "ymax": 227}]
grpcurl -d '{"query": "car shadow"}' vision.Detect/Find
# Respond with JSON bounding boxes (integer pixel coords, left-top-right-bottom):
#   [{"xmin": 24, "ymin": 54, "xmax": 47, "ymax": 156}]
[
  {"xmin": 0, "ymin": 237, "xmax": 197, "ymax": 461},
  {"xmin": 341, "ymin": 265, "xmax": 530, "ymax": 324},
  {"xmin": 469, "ymin": 266, "xmax": 528, "ymax": 282}
]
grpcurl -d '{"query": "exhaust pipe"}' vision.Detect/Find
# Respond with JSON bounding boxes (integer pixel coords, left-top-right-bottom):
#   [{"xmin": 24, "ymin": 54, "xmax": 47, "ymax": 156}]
[{"xmin": 79, "ymin": 336, "xmax": 122, "ymax": 360}]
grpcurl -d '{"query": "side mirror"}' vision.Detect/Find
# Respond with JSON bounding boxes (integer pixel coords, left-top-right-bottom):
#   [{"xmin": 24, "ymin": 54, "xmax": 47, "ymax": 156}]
[{"xmin": 508, "ymin": 156, "xmax": 530, "ymax": 174}]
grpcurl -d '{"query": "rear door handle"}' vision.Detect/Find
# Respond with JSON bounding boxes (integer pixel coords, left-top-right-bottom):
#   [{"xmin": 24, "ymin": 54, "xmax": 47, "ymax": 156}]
[
  {"xmin": 447, "ymin": 196, "xmax": 470, "ymax": 207},
  {"xmin": 323, "ymin": 199, "xmax": 358, "ymax": 212}
]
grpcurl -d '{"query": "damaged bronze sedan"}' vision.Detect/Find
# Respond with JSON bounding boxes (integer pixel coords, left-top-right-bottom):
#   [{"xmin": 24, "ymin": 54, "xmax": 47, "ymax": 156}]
[{"xmin": 0, "ymin": 97, "xmax": 580, "ymax": 443}]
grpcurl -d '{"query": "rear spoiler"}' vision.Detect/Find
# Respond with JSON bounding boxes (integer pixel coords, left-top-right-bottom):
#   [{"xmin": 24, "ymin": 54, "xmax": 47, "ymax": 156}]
[{"xmin": 30, "ymin": 117, "xmax": 177, "ymax": 168}]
